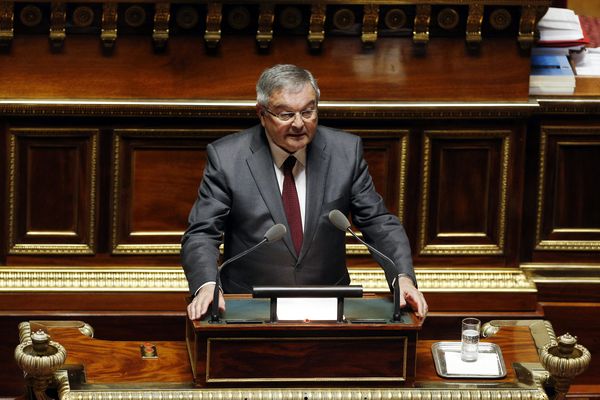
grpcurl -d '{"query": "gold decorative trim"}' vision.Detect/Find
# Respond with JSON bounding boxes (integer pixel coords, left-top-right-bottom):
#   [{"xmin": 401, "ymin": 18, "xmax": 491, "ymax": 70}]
[
  {"xmin": 481, "ymin": 319, "xmax": 555, "ymax": 350},
  {"xmin": 204, "ymin": 2, "xmax": 222, "ymax": 48},
  {"xmin": 308, "ymin": 3, "xmax": 326, "ymax": 50},
  {"xmin": 0, "ymin": 1, "xmax": 14, "ymax": 47},
  {"xmin": 518, "ymin": 5, "xmax": 536, "ymax": 50},
  {"xmin": 0, "ymin": 99, "xmax": 539, "ymax": 119},
  {"xmin": 534, "ymin": 127, "xmax": 600, "ymax": 252},
  {"xmin": 361, "ymin": 4, "xmax": 379, "ymax": 47},
  {"xmin": 101, "ymin": 2, "xmax": 118, "ymax": 49},
  {"xmin": 7, "ymin": 129, "xmax": 98, "ymax": 255},
  {"xmin": 256, "ymin": 2, "xmax": 274, "ymax": 50},
  {"xmin": 49, "ymin": 1, "xmax": 66, "ymax": 49},
  {"xmin": 521, "ymin": 263, "xmax": 600, "ymax": 284},
  {"xmin": 419, "ymin": 130, "xmax": 510, "ymax": 255},
  {"xmin": 0, "ymin": 267, "xmax": 536, "ymax": 293},
  {"xmin": 413, "ymin": 4, "xmax": 431, "ymax": 46},
  {"xmin": 466, "ymin": 3, "xmax": 483, "ymax": 49},
  {"xmin": 153, "ymin": 2, "xmax": 170, "ymax": 50}
]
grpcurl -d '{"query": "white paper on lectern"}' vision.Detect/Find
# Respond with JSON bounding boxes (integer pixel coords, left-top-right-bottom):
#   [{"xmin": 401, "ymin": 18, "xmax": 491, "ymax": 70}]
[
  {"xmin": 444, "ymin": 351, "xmax": 500, "ymax": 376},
  {"xmin": 277, "ymin": 298, "xmax": 338, "ymax": 321}
]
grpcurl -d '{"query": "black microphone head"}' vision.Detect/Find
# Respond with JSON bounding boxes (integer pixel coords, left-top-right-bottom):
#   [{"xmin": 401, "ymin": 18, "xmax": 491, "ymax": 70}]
[
  {"xmin": 264, "ymin": 224, "xmax": 287, "ymax": 242},
  {"xmin": 329, "ymin": 209, "xmax": 351, "ymax": 231}
]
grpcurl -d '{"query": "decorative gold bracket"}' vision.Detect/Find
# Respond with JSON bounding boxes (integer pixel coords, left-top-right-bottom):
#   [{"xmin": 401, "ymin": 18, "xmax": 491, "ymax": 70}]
[
  {"xmin": 308, "ymin": 3, "xmax": 326, "ymax": 51},
  {"xmin": 49, "ymin": 1, "xmax": 66, "ymax": 50},
  {"xmin": 101, "ymin": 2, "xmax": 118, "ymax": 49},
  {"xmin": 153, "ymin": 2, "xmax": 170, "ymax": 51},
  {"xmin": 256, "ymin": 2, "xmax": 274, "ymax": 50},
  {"xmin": 0, "ymin": 1, "xmax": 14, "ymax": 48},
  {"xmin": 518, "ymin": 5, "xmax": 536, "ymax": 50},
  {"xmin": 466, "ymin": 3, "xmax": 483, "ymax": 51},
  {"xmin": 204, "ymin": 2, "xmax": 222, "ymax": 49},
  {"xmin": 361, "ymin": 4, "xmax": 379, "ymax": 48},
  {"xmin": 413, "ymin": 4, "xmax": 431, "ymax": 48}
]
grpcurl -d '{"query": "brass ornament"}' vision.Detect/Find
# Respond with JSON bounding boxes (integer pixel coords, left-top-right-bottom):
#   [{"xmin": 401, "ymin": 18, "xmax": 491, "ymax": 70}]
[
  {"xmin": 413, "ymin": 4, "xmax": 431, "ymax": 47},
  {"xmin": 72, "ymin": 6, "xmax": 95, "ymax": 28},
  {"xmin": 256, "ymin": 2, "xmax": 274, "ymax": 50},
  {"xmin": 466, "ymin": 4, "xmax": 483, "ymax": 50},
  {"xmin": 384, "ymin": 8, "xmax": 407, "ymax": 31},
  {"xmin": 101, "ymin": 2, "xmax": 118, "ymax": 49},
  {"xmin": 175, "ymin": 5, "xmax": 198, "ymax": 30},
  {"xmin": 152, "ymin": 2, "xmax": 170, "ymax": 50},
  {"xmin": 14, "ymin": 328, "xmax": 67, "ymax": 400},
  {"xmin": 540, "ymin": 333, "xmax": 591, "ymax": 400},
  {"xmin": 204, "ymin": 2, "xmax": 222, "ymax": 49},
  {"xmin": 437, "ymin": 7, "xmax": 459, "ymax": 31},
  {"xmin": 308, "ymin": 3, "xmax": 326, "ymax": 50},
  {"xmin": 361, "ymin": 4, "xmax": 379, "ymax": 46},
  {"xmin": 279, "ymin": 6, "xmax": 302, "ymax": 30},
  {"xmin": 49, "ymin": 1, "xmax": 66, "ymax": 49},
  {"xmin": 490, "ymin": 8, "xmax": 512, "ymax": 31},
  {"xmin": 19, "ymin": 4, "xmax": 42, "ymax": 27},
  {"xmin": 227, "ymin": 5, "xmax": 250, "ymax": 31},
  {"xmin": 332, "ymin": 8, "xmax": 354, "ymax": 31},
  {"xmin": 518, "ymin": 5, "xmax": 536, "ymax": 50},
  {"xmin": 124, "ymin": 5, "xmax": 146, "ymax": 28},
  {"xmin": 0, "ymin": 0, "xmax": 13, "ymax": 47}
]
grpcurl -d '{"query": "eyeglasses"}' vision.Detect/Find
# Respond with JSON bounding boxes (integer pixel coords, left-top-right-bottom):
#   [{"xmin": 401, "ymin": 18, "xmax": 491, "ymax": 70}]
[{"xmin": 263, "ymin": 107, "xmax": 317, "ymax": 122}]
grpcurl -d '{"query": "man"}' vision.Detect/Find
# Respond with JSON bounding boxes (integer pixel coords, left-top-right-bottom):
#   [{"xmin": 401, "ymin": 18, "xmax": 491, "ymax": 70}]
[{"xmin": 182, "ymin": 64, "xmax": 428, "ymax": 320}]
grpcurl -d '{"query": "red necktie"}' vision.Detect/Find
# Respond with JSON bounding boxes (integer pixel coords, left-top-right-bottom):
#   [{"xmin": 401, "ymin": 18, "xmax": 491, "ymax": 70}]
[{"xmin": 282, "ymin": 156, "xmax": 303, "ymax": 255}]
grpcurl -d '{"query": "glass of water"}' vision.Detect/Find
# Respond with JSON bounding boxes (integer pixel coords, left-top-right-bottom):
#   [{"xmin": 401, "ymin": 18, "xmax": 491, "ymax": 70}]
[{"xmin": 461, "ymin": 317, "xmax": 481, "ymax": 362}]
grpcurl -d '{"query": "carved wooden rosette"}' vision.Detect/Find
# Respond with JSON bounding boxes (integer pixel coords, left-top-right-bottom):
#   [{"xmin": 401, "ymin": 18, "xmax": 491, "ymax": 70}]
[
  {"xmin": 466, "ymin": 3, "xmax": 483, "ymax": 51},
  {"xmin": 49, "ymin": 1, "xmax": 66, "ymax": 50},
  {"xmin": 101, "ymin": 2, "xmax": 118, "ymax": 49},
  {"xmin": 0, "ymin": 0, "xmax": 14, "ymax": 47},
  {"xmin": 413, "ymin": 4, "xmax": 431, "ymax": 47},
  {"xmin": 361, "ymin": 4, "xmax": 378, "ymax": 47},
  {"xmin": 308, "ymin": 3, "xmax": 326, "ymax": 50},
  {"xmin": 153, "ymin": 2, "xmax": 170, "ymax": 51},
  {"xmin": 256, "ymin": 2, "xmax": 274, "ymax": 50},
  {"xmin": 204, "ymin": 2, "xmax": 222, "ymax": 49}
]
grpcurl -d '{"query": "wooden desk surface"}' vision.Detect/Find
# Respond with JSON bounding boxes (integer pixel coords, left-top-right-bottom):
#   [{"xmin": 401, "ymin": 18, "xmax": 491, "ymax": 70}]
[{"xmin": 40, "ymin": 321, "xmax": 542, "ymax": 386}]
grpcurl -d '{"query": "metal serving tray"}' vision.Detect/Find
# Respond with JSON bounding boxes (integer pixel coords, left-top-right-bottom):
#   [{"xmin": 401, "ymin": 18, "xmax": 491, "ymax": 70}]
[{"xmin": 431, "ymin": 341, "xmax": 507, "ymax": 379}]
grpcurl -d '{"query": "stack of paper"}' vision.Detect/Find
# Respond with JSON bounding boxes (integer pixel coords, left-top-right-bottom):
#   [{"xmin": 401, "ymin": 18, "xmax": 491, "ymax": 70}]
[
  {"xmin": 530, "ymin": 53, "xmax": 576, "ymax": 95},
  {"xmin": 537, "ymin": 7, "xmax": 589, "ymax": 48}
]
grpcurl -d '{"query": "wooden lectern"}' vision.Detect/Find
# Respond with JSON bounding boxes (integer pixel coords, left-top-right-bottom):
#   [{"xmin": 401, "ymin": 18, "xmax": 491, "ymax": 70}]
[{"xmin": 186, "ymin": 296, "xmax": 423, "ymax": 387}]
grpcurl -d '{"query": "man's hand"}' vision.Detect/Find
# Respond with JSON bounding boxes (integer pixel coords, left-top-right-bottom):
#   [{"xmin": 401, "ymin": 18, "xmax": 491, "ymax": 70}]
[
  {"xmin": 187, "ymin": 284, "xmax": 226, "ymax": 320},
  {"xmin": 398, "ymin": 276, "xmax": 428, "ymax": 318}
]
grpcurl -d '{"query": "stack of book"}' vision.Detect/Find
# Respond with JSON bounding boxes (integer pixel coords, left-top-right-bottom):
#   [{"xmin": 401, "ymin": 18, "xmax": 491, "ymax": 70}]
[
  {"xmin": 537, "ymin": 7, "xmax": 589, "ymax": 51},
  {"xmin": 529, "ymin": 51, "xmax": 576, "ymax": 95}
]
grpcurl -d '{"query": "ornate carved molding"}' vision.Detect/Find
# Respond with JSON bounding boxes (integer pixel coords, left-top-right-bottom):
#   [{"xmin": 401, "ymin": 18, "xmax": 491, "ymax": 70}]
[
  {"xmin": 49, "ymin": 1, "xmax": 66, "ymax": 50},
  {"xmin": 308, "ymin": 3, "xmax": 326, "ymax": 50},
  {"xmin": 101, "ymin": 2, "xmax": 118, "ymax": 49},
  {"xmin": 256, "ymin": 2, "xmax": 274, "ymax": 50},
  {"xmin": 361, "ymin": 4, "xmax": 379, "ymax": 47},
  {"xmin": 204, "ymin": 2, "xmax": 222, "ymax": 49},
  {"xmin": 521, "ymin": 263, "xmax": 600, "ymax": 284},
  {"xmin": 0, "ymin": 1, "xmax": 14, "ymax": 47},
  {"xmin": 0, "ymin": 267, "xmax": 536, "ymax": 293},
  {"xmin": 0, "ymin": 100, "xmax": 539, "ymax": 119},
  {"xmin": 466, "ymin": 3, "xmax": 483, "ymax": 50},
  {"xmin": 413, "ymin": 4, "xmax": 431, "ymax": 47}
]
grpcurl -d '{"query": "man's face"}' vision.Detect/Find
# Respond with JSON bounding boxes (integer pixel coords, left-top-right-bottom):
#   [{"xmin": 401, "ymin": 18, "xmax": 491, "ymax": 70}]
[{"xmin": 257, "ymin": 83, "xmax": 318, "ymax": 153}]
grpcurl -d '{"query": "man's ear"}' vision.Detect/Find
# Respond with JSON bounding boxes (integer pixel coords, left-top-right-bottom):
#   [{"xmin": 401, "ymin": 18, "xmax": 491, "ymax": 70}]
[{"xmin": 256, "ymin": 104, "xmax": 266, "ymax": 125}]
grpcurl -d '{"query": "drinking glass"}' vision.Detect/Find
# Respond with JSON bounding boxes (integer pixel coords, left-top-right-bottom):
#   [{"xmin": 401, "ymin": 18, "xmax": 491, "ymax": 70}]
[{"xmin": 461, "ymin": 317, "xmax": 481, "ymax": 362}]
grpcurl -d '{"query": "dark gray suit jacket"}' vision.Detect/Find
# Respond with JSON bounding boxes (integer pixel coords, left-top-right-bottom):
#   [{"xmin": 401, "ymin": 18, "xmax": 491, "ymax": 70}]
[{"xmin": 181, "ymin": 124, "xmax": 414, "ymax": 294}]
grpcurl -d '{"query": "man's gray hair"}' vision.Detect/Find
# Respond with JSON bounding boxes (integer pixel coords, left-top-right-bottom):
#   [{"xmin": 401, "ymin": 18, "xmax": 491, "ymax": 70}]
[{"xmin": 256, "ymin": 64, "xmax": 320, "ymax": 107}]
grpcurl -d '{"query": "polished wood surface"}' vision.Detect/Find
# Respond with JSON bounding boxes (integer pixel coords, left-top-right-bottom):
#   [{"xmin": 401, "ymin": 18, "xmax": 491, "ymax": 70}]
[
  {"xmin": 0, "ymin": 36, "xmax": 530, "ymax": 101},
  {"xmin": 34, "ymin": 321, "xmax": 540, "ymax": 386}
]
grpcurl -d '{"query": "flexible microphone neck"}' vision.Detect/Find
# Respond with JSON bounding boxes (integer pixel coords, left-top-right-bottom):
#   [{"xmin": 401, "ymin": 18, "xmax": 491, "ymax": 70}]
[
  {"xmin": 210, "ymin": 224, "xmax": 286, "ymax": 323},
  {"xmin": 328, "ymin": 209, "xmax": 402, "ymax": 322}
]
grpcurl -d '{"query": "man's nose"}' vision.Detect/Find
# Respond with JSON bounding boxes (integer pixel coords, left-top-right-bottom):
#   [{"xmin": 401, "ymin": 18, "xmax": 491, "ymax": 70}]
[{"xmin": 291, "ymin": 113, "xmax": 304, "ymax": 128}]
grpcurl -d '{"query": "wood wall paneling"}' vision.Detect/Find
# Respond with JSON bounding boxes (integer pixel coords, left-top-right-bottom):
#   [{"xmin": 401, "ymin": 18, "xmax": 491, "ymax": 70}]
[
  {"xmin": 7, "ymin": 128, "xmax": 99, "ymax": 255},
  {"xmin": 534, "ymin": 125, "xmax": 600, "ymax": 256},
  {"xmin": 111, "ymin": 129, "xmax": 228, "ymax": 255}
]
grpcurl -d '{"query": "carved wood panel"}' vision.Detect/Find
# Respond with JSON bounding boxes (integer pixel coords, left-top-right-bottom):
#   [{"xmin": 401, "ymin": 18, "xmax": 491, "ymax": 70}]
[
  {"xmin": 534, "ymin": 125, "xmax": 600, "ymax": 252},
  {"xmin": 111, "ymin": 129, "xmax": 228, "ymax": 254},
  {"xmin": 417, "ymin": 129, "xmax": 513, "ymax": 257},
  {"xmin": 7, "ymin": 128, "xmax": 98, "ymax": 254}
]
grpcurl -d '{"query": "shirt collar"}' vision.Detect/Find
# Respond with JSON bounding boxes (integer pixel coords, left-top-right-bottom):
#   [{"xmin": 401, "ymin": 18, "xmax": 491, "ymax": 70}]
[{"xmin": 265, "ymin": 132, "xmax": 307, "ymax": 169}]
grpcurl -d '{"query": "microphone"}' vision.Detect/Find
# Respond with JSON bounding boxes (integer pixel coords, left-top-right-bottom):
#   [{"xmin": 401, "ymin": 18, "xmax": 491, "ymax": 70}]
[
  {"xmin": 210, "ymin": 224, "xmax": 286, "ymax": 322},
  {"xmin": 328, "ymin": 209, "xmax": 402, "ymax": 322}
]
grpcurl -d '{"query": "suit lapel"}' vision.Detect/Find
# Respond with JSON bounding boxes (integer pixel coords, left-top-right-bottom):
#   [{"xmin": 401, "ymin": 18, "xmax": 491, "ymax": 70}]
[
  {"xmin": 299, "ymin": 128, "xmax": 330, "ymax": 261},
  {"xmin": 246, "ymin": 127, "xmax": 297, "ymax": 257}
]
